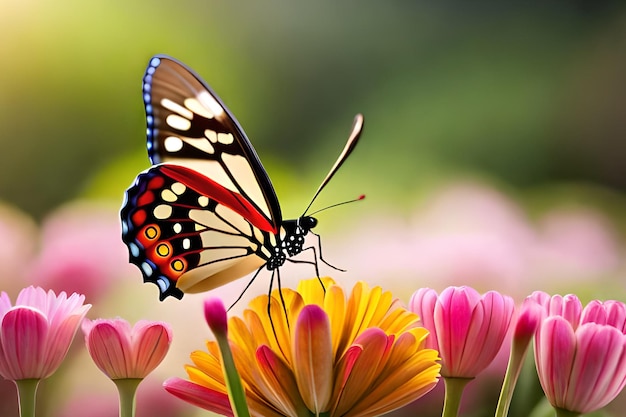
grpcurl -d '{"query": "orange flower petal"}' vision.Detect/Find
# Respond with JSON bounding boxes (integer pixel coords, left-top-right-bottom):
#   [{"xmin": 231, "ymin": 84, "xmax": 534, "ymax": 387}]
[{"xmin": 292, "ymin": 305, "xmax": 333, "ymax": 413}]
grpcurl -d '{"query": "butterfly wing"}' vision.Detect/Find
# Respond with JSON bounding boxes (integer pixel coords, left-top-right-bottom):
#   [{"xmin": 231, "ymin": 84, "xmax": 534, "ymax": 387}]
[
  {"xmin": 121, "ymin": 165, "xmax": 273, "ymax": 300},
  {"xmin": 120, "ymin": 55, "xmax": 285, "ymax": 299},
  {"xmin": 143, "ymin": 55, "xmax": 281, "ymax": 232}
]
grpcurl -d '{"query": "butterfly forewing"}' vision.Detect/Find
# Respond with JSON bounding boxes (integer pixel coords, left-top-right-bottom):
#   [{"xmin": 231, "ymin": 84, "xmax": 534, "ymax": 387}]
[{"xmin": 143, "ymin": 55, "xmax": 281, "ymax": 232}]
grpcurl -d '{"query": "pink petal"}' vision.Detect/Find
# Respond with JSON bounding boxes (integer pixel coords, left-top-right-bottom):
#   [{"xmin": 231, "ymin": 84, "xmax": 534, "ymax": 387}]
[
  {"xmin": 132, "ymin": 321, "xmax": 172, "ymax": 378},
  {"xmin": 0, "ymin": 293, "xmax": 12, "ymax": 317},
  {"xmin": 604, "ymin": 301, "xmax": 626, "ymax": 332},
  {"xmin": 581, "ymin": 300, "xmax": 626, "ymax": 332},
  {"xmin": 163, "ymin": 377, "xmax": 234, "ymax": 416},
  {"xmin": 458, "ymin": 291, "xmax": 514, "ymax": 376},
  {"xmin": 408, "ymin": 288, "xmax": 439, "ymax": 351},
  {"xmin": 535, "ymin": 316, "xmax": 576, "ymax": 408},
  {"xmin": 86, "ymin": 321, "xmax": 133, "ymax": 379},
  {"xmin": 435, "ymin": 287, "xmax": 480, "ymax": 375},
  {"xmin": 566, "ymin": 324, "xmax": 626, "ymax": 412},
  {"xmin": 0, "ymin": 307, "xmax": 48, "ymax": 379}
]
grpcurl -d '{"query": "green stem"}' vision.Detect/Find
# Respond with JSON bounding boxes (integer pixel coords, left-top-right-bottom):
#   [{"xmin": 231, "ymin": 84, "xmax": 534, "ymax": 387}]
[
  {"xmin": 494, "ymin": 341, "xmax": 527, "ymax": 417},
  {"xmin": 217, "ymin": 338, "xmax": 251, "ymax": 417},
  {"xmin": 15, "ymin": 379, "xmax": 40, "ymax": 417},
  {"xmin": 113, "ymin": 378, "xmax": 142, "ymax": 417},
  {"xmin": 441, "ymin": 377, "xmax": 472, "ymax": 417}
]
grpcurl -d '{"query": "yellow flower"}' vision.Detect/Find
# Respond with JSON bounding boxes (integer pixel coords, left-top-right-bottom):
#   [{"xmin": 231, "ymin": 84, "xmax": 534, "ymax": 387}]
[{"xmin": 165, "ymin": 277, "xmax": 441, "ymax": 417}]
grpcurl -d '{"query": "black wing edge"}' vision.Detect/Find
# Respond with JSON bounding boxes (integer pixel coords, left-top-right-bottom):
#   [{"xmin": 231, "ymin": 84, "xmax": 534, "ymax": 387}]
[{"xmin": 120, "ymin": 171, "xmax": 185, "ymax": 301}]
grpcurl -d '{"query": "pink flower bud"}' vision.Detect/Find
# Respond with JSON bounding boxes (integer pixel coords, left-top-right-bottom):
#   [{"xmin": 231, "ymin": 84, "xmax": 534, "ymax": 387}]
[
  {"xmin": 83, "ymin": 318, "xmax": 172, "ymax": 380},
  {"xmin": 410, "ymin": 286, "xmax": 515, "ymax": 378}
]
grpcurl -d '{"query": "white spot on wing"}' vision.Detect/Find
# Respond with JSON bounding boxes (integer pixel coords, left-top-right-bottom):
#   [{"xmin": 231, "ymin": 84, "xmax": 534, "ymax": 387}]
[
  {"xmin": 197, "ymin": 91, "xmax": 224, "ymax": 118},
  {"xmin": 166, "ymin": 114, "xmax": 191, "ymax": 131},
  {"xmin": 164, "ymin": 136, "xmax": 184, "ymax": 152},
  {"xmin": 217, "ymin": 133, "xmax": 234, "ymax": 145},
  {"xmin": 205, "ymin": 130, "xmax": 218, "ymax": 143},
  {"xmin": 161, "ymin": 98, "xmax": 193, "ymax": 119},
  {"xmin": 171, "ymin": 182, "xmax": 186, "ymax": 195},
  {"xmin": 182, "ymin": 238, "xmax": 191, "ymax": 250},
  {"xmin": 161, "ymin": 189, "xmax": 177, "ymax": 202},
  {"xmin": 198, "ymin": 196, "xmax": 209, "ymax": 207},
  {"xmin": 154, "ymin": 205, "xmax": 172, "ymax": 219},
  {"xmin": 184, "ymin": 97, "xmax": 214, "ymax": 119},
  {"xmin": 173, "ymin": 223, "xmax": 183, "ymax": 233}
]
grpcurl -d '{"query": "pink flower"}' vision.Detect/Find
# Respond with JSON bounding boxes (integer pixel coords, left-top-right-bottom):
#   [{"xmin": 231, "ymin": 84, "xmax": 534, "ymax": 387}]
[
  {"xmin": 82, "ymin": 318, "xmax": 172, "ymax": 379},
  {"xmin": 409, "ymin": 286, "xmax": 515, "ymax": 378},
  {"xmin": 0, "ymin": 286, "xmax": 90, "ymax": 380},
  {"xmin": 533, "ymin": 294, "xmax": 626, "ymax": 414}
]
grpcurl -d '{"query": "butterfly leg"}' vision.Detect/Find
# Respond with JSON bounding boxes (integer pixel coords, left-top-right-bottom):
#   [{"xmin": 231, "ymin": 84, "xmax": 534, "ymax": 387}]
[
  {"xmin": 266, "ymin": 269, "xmax": 291, "ymax": 345},
  {"xmin": 275, "ymin": 268, "xmax": 290, "ymax": 328},
  {"xmin": 227, "ymin": 265, "xmax": 265, "ymax": 311},
  {"xmin": 310, "ymin": 231, "xmax": 346, "ymax": 272},
  {"xmin": 287, "ymin": 246, "xmax": 326, "ymax": 293}
]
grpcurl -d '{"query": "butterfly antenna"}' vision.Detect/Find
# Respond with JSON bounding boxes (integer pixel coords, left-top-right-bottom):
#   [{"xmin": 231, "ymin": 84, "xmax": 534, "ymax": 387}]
[
  {"xmin": 302, "ymin": 114, "xmax": 364, "ymax": 217},
  {"xmin": 307, "ymin": 194, "xmax": 365, "ymax": 217}
]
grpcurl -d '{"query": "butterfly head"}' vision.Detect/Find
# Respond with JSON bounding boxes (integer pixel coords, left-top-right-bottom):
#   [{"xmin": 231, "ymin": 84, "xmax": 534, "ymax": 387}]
[{"xmin": 298, "ymin": 216, "xmax": 318, "ymax": 232}]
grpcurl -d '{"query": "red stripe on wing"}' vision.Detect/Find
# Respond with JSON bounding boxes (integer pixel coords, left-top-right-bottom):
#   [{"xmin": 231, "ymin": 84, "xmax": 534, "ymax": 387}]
[{"xmin": 160, "ymin": 164, "xmax": 278, "ymax": 234}]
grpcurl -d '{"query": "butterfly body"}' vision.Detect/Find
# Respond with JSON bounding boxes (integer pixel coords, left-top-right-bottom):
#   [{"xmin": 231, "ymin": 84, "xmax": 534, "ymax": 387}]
[{"xmin": 121, "ymin": 55, "xmax": 362, "ymax": 300}]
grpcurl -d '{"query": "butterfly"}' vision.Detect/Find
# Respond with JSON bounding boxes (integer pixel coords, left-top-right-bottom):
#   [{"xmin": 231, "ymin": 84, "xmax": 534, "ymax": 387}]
[{"xmin": 120, "ymin": 55, "xmax": 363, "ymax": 301}]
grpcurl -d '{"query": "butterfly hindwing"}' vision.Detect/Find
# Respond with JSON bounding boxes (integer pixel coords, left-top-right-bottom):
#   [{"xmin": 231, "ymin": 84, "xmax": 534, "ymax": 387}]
[
  {"xmin": 143, "ymin": 55, "xmax": 281, "ymax": 233},
  {"xmin": 121, "ymin": 165, "xmax": 270, "ymax": 299}
]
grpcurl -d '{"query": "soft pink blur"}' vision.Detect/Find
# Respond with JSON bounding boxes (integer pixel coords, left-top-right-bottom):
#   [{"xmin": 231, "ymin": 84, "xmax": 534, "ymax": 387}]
[
  {"xmin": 27, "ymin": 202, "xmax": 135, "ymax": 304},
  {"xmin": 0, "ymin": 286, "xmax": 90, "ymax": 380},
  {"xmin": 0, "ymin": 203, "xmax": 37, "ymax": 297},
  {"xmin": 82, "ymin": 318, "xmax": 172, "ymax": 380},
  {"xmin": 332, "ymin": 182, "xmax": 623, "ymax": 298},
  {"xmin": 533, "ymin": 294, "xmax": 626, "ymax": 414},
  {"xmin": 409, "ymin": 286, "xmax": 515, "ymax": 378}
]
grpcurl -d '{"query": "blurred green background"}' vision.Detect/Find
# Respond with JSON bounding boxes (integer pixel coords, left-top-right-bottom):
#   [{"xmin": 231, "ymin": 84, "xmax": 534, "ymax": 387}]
[{"xmin": 2, "ymin": 1, "xmax": 625, "ymax": 219}]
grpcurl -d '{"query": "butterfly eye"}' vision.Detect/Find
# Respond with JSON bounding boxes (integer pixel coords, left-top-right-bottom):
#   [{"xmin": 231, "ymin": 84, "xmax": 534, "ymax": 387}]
[{"xmin": 303, "ymin": 217, "xmax": 317, "ymax": 230}]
